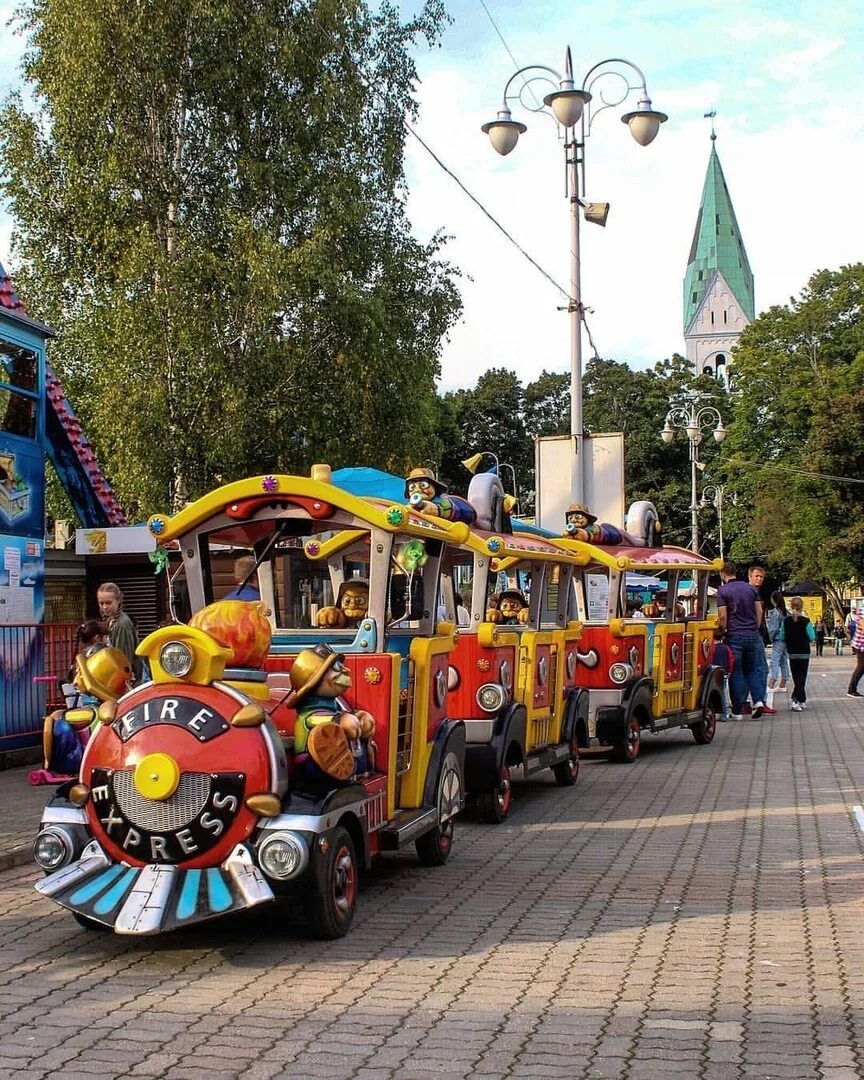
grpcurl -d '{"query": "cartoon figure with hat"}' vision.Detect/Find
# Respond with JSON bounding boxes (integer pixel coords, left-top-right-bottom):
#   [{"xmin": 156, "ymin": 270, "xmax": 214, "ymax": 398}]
[
  {"xmin": 30, "ymin": 644, "xmax": 133, "ymax": 786},
  {"xmin": 316, "ymin": 579, "xmax": 370, "ymax": 629},
  {"xmin": 487, "ymin": 589, "xmax": 529, "ymax": 625},
  {"xmin": 564, "ymin": 503, "xmax": 645, "ymax": 546},
  {"xmin": 290, "ymin": 643, "xmax": 377, "ymax": 782},
  {"xmin": 404, "ymin": 467, "xmax": 477, "ymax": 525}
]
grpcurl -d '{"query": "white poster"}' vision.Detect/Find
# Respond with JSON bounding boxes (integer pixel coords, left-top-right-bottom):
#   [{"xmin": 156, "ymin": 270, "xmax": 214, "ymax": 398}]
[
  {"xmin": 0, "ymin": 585, "xmax": 35, "ymax": 624},
  {"xmin": 585, "ymin": 573, "xmax": 610, "ymax": 622}
]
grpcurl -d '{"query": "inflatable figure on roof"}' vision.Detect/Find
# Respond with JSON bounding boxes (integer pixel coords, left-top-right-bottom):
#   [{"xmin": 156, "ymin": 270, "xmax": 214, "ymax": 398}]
[{"xmin": 564, "ymin": 501, "xmax": 661, "ymax": 548}]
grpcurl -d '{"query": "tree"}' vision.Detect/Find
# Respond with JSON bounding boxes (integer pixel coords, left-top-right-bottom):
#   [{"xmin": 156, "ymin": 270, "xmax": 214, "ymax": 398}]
[
  {"xmin": 724, "ymin": 264, "xmax": 864, "ymax": 605},
  {"xmin": 0, "ymin": 0, "xmax": 460, "ymax": 518}
]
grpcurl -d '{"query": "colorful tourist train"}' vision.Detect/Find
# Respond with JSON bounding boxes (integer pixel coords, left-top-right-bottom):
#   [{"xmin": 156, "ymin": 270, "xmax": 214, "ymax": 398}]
[{"xmin": 32, "ymin": 464, "xmax": 724, "ymax": 938}]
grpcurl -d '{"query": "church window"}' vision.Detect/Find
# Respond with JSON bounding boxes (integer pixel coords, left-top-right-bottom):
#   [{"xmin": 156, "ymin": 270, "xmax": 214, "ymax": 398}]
[
  {"xmin": 710, "ymin": 311, "xmax": 715, "ymax": 324},
  {"xmin": 723, "ymin": 310, "xmax": 728, "ymax": 324},
  {"xmin": 698, "ymin": 270, "xmax": 703, "ymax": 280}
]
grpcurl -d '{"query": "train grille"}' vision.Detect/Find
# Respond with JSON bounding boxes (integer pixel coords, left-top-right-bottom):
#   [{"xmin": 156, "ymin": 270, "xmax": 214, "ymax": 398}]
[{"xmin": 112, "ymin": 771, "xmax": 212, "ymax": 832}]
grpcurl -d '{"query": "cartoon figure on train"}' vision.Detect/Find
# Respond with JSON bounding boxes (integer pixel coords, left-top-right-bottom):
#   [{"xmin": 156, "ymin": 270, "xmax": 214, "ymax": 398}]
[
  {"xmin": 31, "ymin": 642, "xmax": 132, "ymax": 786},
  {"xmin": 564, "ymin": 502, "xmax": 657, "ymax": 547},
  {"xmin": 316, "ymin": 579, "xmax": 370, "ymax": 628},
  {"xmin": 404, "ymin": 467, "xmax": 477, "ymax": 525},
  {"xmin": 487, "ymin": 588, "xmax": 529, "ymax": 625},
  {"xmin": 289, "ymin": 643, "xmax": 377, "ymax": 782}
]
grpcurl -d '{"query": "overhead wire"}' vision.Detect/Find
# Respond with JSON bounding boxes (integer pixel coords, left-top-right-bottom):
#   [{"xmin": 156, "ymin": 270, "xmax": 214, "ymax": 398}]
[{"xmin": 402, "ymin": 0, "xmax": 603, "ymax": 362}]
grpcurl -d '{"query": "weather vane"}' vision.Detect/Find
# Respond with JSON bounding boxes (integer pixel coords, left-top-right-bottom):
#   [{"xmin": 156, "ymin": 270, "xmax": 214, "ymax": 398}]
[{"xmin": 704, "ymin": 108, "xmax": 717, "ymax": 141}]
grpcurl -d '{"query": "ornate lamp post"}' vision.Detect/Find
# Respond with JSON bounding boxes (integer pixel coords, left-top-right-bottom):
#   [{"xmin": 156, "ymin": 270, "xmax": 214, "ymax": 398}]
[
  {"xmin": 700, "ymin": 483, "xmax": 730, "ymax": 560},
  {"xmin": 481, "ymin": 48, "xmax": 667, "ymax": 504},
  {"xmin": 660, "ymin": 392, "xmax": 726, "ymax": 552}
]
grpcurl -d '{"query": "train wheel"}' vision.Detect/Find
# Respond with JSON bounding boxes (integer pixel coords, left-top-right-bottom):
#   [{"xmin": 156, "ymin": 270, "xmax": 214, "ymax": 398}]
[
  {"xmin": 553, "ymin": 739, "xmax": 580, "ymax": 787},
  {"xmin": 479, "ymin": 762, "xmax": 512, "ymax": 823},
  {"xmin": 416, "ymin": 751, "xmax": 462, "ymax": 866},
  {"xmin": 306, "ymin": 826, "xmax": 357, "ymax": 939},
  {"xmin": 691, "ymin": 696, "xmax": 718, "ymax": 745},
  {"xmin": 73, "ymin": 912, "xmax": 108, "ymax": 932},
  {"xmin": 612, "ymin": 716, "xmax": 641, "ymax": 763}
]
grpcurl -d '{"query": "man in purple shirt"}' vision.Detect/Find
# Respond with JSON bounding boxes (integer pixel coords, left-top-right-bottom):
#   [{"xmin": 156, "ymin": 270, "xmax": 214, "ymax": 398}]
[{"xmin": 716, "ymin": 560, "xmax": 768, "ymax": 719}]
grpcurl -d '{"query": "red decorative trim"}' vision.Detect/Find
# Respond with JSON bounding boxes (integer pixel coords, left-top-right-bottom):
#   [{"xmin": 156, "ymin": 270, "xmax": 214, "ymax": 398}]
[{"xmin": 226, "ymin": 495, "xmax": 334, "ymax": 520}]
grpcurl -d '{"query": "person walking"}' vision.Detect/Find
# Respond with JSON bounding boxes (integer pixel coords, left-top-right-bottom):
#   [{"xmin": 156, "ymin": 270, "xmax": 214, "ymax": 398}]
[
  {"xmin": 814, "ymin": 616, "xmax": 826, "ymax": 658},
  {"xmin": 834, "ymin": 620, "xmax": 846, "ymax": 655},
  {"xmin": 766, "ymin": 592, "xmax": 790, "ymax": 693},
  {"xmin": 710, "ymin": 628, "xmax": 735, "ymax": 721},
  {"xmin": 97, "ymin": 582, "xmax": 141, "ymax": 681},
  {"xmin": 846, "ymin": 610, "xmax": 864, "ymax": 698},
  {"xmin": 716, "ymin": 560, "xmax": 768, "ymax": 720},
  {"xmin": 779, "ymin": 596, "xmax": 815, "ymax": 711}
]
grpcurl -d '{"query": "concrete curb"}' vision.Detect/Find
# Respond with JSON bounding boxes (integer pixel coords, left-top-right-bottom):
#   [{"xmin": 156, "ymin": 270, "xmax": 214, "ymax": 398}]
[{"xmin": 0, "ymin": 844, "xmax": 34, "ymax": 873}]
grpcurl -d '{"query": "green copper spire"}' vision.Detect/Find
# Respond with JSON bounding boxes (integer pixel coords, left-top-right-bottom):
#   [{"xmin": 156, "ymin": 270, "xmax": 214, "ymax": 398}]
[{"xmin": 683, "ymin": 139, "xmax": 754, "ymax": 330}]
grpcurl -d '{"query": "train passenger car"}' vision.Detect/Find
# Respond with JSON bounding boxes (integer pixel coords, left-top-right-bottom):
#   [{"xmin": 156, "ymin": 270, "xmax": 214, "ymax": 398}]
[
  {"xmin": 33, "ymin": 466, "xmax": 469, "ymax": 938},
  {"xmin": 558, "ymin": 541, "xmax": 724, "ymax": 762},
  {"xmin": 437, "ymin": 525, "xmax": 590, "ymax": 823}
]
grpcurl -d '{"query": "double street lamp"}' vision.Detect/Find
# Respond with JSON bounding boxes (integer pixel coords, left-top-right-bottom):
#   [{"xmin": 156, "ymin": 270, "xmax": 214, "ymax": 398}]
[
  {"xmin": 661, "ymin": 392, "xmax": 726, "ymax": 552},
  {"xmin": 481, "ymin": 48, "xmax": 667, "ymax": 504}
]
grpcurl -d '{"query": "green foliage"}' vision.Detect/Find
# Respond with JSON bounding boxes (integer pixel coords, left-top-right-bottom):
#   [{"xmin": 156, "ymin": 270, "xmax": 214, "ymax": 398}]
[
  {"xmin": 1, "ymin": 0, "xmax": 460, "ymax": 517},
  {"xmin": 432, "ymin": 353, "xmax": 724, "ymax": 537},
  {"xmin": 724, "ymin": 263, "xmax": 864, "ymax": 591}
]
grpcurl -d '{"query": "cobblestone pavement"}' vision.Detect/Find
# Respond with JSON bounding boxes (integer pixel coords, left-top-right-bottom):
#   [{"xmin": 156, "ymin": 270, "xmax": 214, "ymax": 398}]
[{"xmin": 1, "ymin": 655, "xmax": 863, "ymax": 1080}]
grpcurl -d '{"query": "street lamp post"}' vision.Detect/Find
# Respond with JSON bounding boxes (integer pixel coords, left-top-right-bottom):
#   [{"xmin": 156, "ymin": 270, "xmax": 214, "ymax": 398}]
[
  {"xmin": 660, "ymin": 392, "xmax": 726, "ymax": 552},
  {"xmin": 481, "ymin": 48, "xmax": 667, "ymax": 505},
  {"xmin": 700, "ymin": 484, "xmax": 729, "ymax": 560}
]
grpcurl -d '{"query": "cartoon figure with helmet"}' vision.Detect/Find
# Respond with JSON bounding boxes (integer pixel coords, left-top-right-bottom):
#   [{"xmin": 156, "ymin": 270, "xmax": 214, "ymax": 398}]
[
  {"xmin": 316, "ymin": 579, "xmax": 370, "ymax": 629},
  {"xmin": 30, "ymin": 643, "xmax": 132, "ymax": 786},
  {"xmin": 487, "ymin": 589, "xmax": 530, "ymax": 625},
  {"xmin": 404, "ymin": 467, "xmax": 477, "ymax": 525},
  {"xmin": 290, "ymin": 643, "xmax": 377, "ymax": 782}
]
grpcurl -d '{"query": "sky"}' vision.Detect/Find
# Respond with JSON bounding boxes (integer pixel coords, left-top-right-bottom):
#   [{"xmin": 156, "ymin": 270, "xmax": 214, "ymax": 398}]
[{"xmin": 2, "ymin": 1, "xmax": 863, "ymax": 395}]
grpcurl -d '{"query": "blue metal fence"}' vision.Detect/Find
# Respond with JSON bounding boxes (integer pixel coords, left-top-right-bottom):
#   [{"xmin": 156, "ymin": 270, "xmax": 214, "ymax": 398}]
[{"xmin": 0, "ymin": 623, "xmax": 77, "ymax": 751}]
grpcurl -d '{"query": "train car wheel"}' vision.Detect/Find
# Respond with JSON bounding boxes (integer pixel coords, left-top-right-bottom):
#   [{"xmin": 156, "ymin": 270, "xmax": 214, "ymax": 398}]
[
  {"xmin": 416, "ymin": 752, "xmax": 461, "ymax": 866},
  {"xmin": 479, "ymin": 762, "xmax": 512, "ymax": 823},
  {"xmin": 612, "ymin": 716, "xmax": 641, "ymax": 763},
  {"xmin": 73, "ymin": 912, "xmax": 108, "ymax": 933},
  {"xmin": 553, "ymin": 739, "xmax": 580, "ymax": 787},
  {"xmin": 691, "ymin": 696, "xmax": 719, "ymax": 745},
  {"xmin": 306, "ymin": 826, "xmax": 358, "ymax": 939}
]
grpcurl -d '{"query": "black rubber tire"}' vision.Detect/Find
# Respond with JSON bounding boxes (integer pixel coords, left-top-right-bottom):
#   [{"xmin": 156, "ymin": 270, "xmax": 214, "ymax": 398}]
[
  {"xmin": 479, "ymin": 762, "xmax": 512, "ymax": 823},
  {"xmin": 73, "ymin": 912, "xmax": 108, "ymax": 932},
  {"xmin": 553, "ymin": 739, "xmax": 580, "ymax": 787},
  {"xmin": 415, "ymin": 751, "xmax": 462, "ymax": 866},
  {"xmin": 306, "ymin": 826, "xmax": 358, "ymax": 940},
  {"xmin": 691, "ymin": 696, "xmax": 719, "ymax": 745},
  {"xmin": 612, "ymin": 716, "xmax": 641, "ymax": 763}
]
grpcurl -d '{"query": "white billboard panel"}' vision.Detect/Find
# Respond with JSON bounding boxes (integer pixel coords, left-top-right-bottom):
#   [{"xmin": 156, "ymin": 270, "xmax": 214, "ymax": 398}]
[{"xmin": 535, "ymin": 434, "xmax": 625, "ymax": 534}]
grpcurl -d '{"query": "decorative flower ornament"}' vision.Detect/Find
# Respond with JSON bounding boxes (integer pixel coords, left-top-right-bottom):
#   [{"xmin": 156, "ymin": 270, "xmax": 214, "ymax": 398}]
[
  {"xmin": 386, "ymin": 506, "xmax": 405, "ymax": 526},
  {"xmin": 262, "ymin": 476, "xmax": 278, "ymax": 493},
  {"xmin": 364, "ymin": 667, "xmax": 382, "ymax": 685}
]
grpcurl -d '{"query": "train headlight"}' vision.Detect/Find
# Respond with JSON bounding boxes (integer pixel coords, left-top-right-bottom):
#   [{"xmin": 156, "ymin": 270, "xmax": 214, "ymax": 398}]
[
  {"xmin": 257, "ymin": 831, "xmax": 309, "ymax": 881},
  {"xmin": 33, "ymin": 827, "xmax": 75, "ymax": 872},
  {"xmin": 609, "ymin": 662, "xmax": 633, "ymax": 685},
  {"xmin": 476, "ymin": 683, "xmax": 506, "ymax": 713},
  {"xmin": 159, "ymin": 641, "xmax": 194, "ymax": 678}
]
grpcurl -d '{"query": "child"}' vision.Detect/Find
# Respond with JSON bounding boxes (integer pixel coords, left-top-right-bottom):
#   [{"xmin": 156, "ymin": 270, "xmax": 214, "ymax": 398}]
[
  {"xmin": 711, "ymin": 628, "xmax": 735, "ymax": 721},
  {"xmin": 780, "ymin": 596, "xmax": 815, "ymax": 712}
]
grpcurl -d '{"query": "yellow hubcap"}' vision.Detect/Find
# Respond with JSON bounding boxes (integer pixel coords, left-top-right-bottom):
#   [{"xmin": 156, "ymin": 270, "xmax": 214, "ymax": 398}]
[{"xmin": 134, "ymin": 753, "xmax": 180, "ymax": 801}]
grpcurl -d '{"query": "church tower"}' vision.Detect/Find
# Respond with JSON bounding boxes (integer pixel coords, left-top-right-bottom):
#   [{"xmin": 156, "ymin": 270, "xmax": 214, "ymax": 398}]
[{"xmin": 683, "ymin": 134, "xmax": 754, "ymax": 384}]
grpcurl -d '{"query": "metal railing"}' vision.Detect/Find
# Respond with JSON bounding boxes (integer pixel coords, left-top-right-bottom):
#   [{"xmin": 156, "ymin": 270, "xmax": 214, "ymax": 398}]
[{"xmin": 0, "ymin": 622, "xmax": 78, "ymax": 749}]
